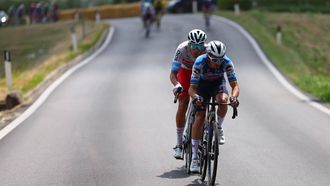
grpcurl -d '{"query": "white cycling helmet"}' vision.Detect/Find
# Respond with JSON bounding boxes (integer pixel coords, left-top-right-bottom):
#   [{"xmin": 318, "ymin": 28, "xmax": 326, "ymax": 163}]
[
  {"xmin": 188, "ymin": 29, "xmax": 207, "ymax": 44},
  {"xmin": 207, "ymin": 40, "xmax": 226, "ymax": 57},
  {"xmin": 144, "ymin": 2, "xmax": 152, "ymax": 8}
]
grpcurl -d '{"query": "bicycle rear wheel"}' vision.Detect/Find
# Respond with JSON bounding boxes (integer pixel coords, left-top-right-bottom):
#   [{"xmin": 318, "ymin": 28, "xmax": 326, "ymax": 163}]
[
  {"xmin": 184, "ymin": 104, "xmax": 194, "ymax": 174},
  {"xmin": 207, "ymin": 121, "xmax": 219, "ymax": 186},
  {"xmin": 145, "ymin": 19, "xmax": 151, "ymax": 38}
]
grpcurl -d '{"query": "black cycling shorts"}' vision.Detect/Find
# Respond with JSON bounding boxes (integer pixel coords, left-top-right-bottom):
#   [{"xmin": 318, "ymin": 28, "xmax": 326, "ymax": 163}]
[{"xmin": 195, "ymin": 79, "xmax": 223, "ymax": 111}]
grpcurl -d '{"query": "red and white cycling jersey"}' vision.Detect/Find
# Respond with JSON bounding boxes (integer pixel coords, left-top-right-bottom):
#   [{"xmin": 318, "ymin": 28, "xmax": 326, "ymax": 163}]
[
  {"xmin": 171, "ymin": 41, "xmax": 206, "ymax": 98},
  {"xmin": 171, "ymin": 41, "xmax": 201, "ymax": 72}
]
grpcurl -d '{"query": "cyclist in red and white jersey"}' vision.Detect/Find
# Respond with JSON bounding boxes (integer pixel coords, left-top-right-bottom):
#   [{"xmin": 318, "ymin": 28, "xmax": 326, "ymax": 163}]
[{"xmin": 170, "ymin": 29, "xmax": 207, "ymax": 159}]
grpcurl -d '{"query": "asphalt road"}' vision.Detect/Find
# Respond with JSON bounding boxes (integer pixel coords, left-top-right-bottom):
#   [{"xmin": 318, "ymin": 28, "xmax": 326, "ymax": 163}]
[{"xmin": 0, "ymin": 14, "xmax": 329, "ymax": 186}]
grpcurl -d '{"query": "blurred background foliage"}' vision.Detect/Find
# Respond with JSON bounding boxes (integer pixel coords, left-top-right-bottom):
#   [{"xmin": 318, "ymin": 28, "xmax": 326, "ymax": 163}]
[
  {"xmin": 0, "ymin": 0, "xmax": 329, "ymax": 12},
  {"xmin": 0, "ymin": 0, "xmax": 139, "ymax": 10},
  {"xmin": 219, "ymin": 0, "xmax": 330, "ymax": 13}
]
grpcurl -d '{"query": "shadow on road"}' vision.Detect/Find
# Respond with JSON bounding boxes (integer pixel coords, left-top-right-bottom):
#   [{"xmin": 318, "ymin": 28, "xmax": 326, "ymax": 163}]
[
  {"xmin": 157, "ymin": 166, "xmax": 211, "ymax": 185},
  {"xmin": 157, "ymin": 166, "xmax": 189, "ymax": 179}
]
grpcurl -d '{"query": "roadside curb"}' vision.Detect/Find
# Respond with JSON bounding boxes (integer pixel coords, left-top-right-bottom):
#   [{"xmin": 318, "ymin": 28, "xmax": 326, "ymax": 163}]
[{"xmin": 0, "ymin": 24, "xmax": 114, "ymax": 134}]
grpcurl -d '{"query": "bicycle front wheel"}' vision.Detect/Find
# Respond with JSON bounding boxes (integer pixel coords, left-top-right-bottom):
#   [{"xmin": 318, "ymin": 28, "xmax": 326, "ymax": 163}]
[
  {"xmin": 200, "ymin": 127, "xmax": 208, "ymax": 181},
  {"xmin": 207, "ymin": 121, "xmax": 219, "ymax": 186}
]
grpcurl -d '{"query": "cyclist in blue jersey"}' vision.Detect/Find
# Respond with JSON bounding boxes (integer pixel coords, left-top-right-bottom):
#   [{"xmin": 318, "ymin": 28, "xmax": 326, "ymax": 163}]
[
  {"xmin": 188, "ymin": 40, "xmax": 240, "ymax": 172},
  {"xmin": 141, "ymin": 2, "xmax": 156, "ymax": 28},
  {"xmin": 202, "ymin": 0, "xmax": 216, "ymax": 28}
]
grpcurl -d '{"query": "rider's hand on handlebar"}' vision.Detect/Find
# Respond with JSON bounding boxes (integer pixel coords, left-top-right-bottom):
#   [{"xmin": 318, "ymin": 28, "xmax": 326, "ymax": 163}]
[
  {"xmin": 192, "ymin": 95, "xmax": 203, "ymax": 106},
  {"xmin": 173, "ymin": 83, "xmax": 183, "ymax": 95},
  {"xmin": 229, "ymin": 96, "xmax": 239, "ymax": 108}
]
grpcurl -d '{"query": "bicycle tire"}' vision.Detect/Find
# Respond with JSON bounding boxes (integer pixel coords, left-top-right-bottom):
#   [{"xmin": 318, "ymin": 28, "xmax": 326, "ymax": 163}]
[
  {"xmin": 145, "ymin": 20, "xmax": 150, "ymax": 38},
  {"xmin": 207, "ymin": 121, "xmax": 219, "ymax": 186},
  {"xmin": 184, "ymin": 103, "xmax": 194, "ymax": 174},
  {"xmin": 185, "ymin": 141, "xmax": 192, "ymax": 174},
  {"xmin": 200, "ymin": 127, "xmax": 208, "ymax": 181}
]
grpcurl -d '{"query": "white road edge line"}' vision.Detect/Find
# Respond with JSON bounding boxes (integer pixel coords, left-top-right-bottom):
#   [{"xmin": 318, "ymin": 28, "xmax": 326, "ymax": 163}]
[
  {"xmin": 214, "ymin": 16, "xmax": 330, "ymax": 116},
  {"xmin": 0, "ymin": 27, "xmax": 116, "ymax": 140}
]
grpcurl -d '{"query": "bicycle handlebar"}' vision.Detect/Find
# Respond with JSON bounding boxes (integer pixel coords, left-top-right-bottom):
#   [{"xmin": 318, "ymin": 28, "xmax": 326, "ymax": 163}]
[
  {"xmin": 173, "ymin": 87, "xmax": 183, "ymax": 103},
  {"xmin": 217, "ymin": 101, "xmax": 239, "ymax": 119}
]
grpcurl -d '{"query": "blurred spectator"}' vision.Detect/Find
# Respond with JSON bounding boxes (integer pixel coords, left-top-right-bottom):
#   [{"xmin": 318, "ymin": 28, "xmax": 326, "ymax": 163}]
[
  {"xmin": 15, "ymin": 3, "xmax": 25, "ymax": 25},
  {"xmin": 51, "ymin": 0, "xmax": 59, "ymax": 22},
  {"xmin": 3, "ymin": 1, "xmax": 60, "ymax": 25},
  {"xmin": 35, "ymin": 2, "xmax": 42, "ymax": 23},
  {"xmin": 30, "ymin": 1, "xmax": 37, "ymax": 23},
  {"xmin": 42, "ymin": 2, "xmax": 50, "ymax": 22},
  {"xmin": 7, "ymin": 5, "xmax": 15, "ymax": 25}
]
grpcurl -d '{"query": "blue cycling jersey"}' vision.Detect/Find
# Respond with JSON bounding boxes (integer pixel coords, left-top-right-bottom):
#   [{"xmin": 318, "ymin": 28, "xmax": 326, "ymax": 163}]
[{"xmin": 190, "ymin": 54, "xmax": 237, "ymax": 85}]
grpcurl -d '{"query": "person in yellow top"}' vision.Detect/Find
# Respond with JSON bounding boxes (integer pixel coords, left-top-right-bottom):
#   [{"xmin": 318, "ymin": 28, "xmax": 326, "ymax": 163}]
[{"xmin": 153, "ymin": 0, "xmax": 166, "ymax": 29}]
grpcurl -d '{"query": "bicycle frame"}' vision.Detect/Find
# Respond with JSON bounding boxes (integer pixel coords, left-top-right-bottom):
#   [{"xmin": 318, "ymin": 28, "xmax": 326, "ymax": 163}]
[
  {"xmin": 177, "ymin": 94, "xmax": 238, "ymax": 181},
  {"xmin": 182, "ymin": 101, "xmax": 195, "ymax": 174},
  {"xmin": 200, "ymin": 96, "xmax": 219, "ymax": 185}
]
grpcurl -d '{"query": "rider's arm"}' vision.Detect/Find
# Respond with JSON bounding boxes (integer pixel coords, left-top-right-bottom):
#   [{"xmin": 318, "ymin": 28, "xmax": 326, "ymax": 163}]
[
  {"xmin": 188, "ymin": 84, "xmax": 199, "ymax": 99},
  {"xmin": 170, "ymin": 49, "xmax": 183, "ymax": 86},
  {"xmin": 170, "ymin": 71, "xmax": 179, "ymax": 86},
  {"xmin": 229, "ymin": 81, "xmax": 240, "ymax": 98},
  {"xmin": 189, "ymin": 57, "xmax": 203, "ymax": 99},
  {"xmin": 225, "ymin": 56, "xmax": 240, "ymax": 102}
]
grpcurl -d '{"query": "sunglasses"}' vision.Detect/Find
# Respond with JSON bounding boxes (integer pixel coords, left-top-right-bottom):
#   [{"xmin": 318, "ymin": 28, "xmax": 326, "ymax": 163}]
[
  {"xmin": 190, "ymin": 43, "xmax": 205, "ymax": 50},
  {"xmin": 208, "ymin": 55, "xmax": 224, "ymax": 63}
]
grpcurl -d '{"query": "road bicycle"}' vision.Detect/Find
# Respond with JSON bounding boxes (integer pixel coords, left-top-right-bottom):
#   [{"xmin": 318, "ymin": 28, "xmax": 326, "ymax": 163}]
[
  {"xmin": 174, "ymin": 92, "xmax": 238, "ymax": 183},
  {"xmin": 202, "ymin": 3, "xmax": 215, "ymax": 29},
  {"xmin": 155, "ymin": 12, "xmax": 162, "ymax": 30},
  {"xmin": 183, "ymin": 100, "xmax": 195, "ymax": 173},
  {"xmin": 173, "ymin": 88, "xmax": 194, "ymax": 173},
  {"xmin": 204, "ymin": 11, "xmax": 211, "ymax": 29},
  {"xmin": 145, "ymin": 18, "xmax": 152, "ymax": 38},
  {"xmin": 199, "ymin": 96, "xmax": 238, "ymax": 186}
]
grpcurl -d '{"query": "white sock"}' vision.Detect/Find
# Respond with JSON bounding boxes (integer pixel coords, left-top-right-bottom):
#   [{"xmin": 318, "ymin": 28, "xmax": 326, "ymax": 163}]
[
  {"xmin": 217, "ymin": 116, "xmax": 224, "ymax": 129},
  {"xmin": 176, "ymin": 127, "xmax": 184, "ymax": 146},
  {"xmin": 192, "ymin": 139, "xmax": 201, "ymax": 160}
]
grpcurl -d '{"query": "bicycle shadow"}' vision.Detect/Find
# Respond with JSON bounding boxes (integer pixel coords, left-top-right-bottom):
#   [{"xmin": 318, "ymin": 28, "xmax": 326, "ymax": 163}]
[
  {"xmin": 157, "ymin": 166, "xmax": 189, "ymax": 179},
  {"xmin": 157, "ymin": 166, "xmax": 219, "ymax": 186}
]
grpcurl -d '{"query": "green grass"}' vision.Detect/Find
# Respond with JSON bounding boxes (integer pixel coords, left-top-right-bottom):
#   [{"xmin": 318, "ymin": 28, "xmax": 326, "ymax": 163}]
[
  {"xmin": 0, "ymin": 23, "xmax": 71, "ymax": 76},
  {"xmin": 20, "ymin": 23, "xmax": 109, "ymax": 95},
  {"xmin": 0, "ymin": 21, "xmax": 109, "ymax": 99},
  {"xmin": 217, "ymin": 10, "xmax": 330, "ymax": 103}
]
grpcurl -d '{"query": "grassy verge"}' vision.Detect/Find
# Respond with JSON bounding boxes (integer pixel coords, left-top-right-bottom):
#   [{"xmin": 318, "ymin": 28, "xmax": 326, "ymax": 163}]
[
  {"xmin": 217, "ymin": 10, "xmax": 330, "ymax": 103},
  {"xmin": 0, "ymin": 21, "xmax": 109, "ymax": 101}
]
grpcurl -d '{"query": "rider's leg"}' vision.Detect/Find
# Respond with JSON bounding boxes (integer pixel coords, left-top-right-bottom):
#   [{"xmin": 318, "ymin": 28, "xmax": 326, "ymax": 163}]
[
  {"xmin": 191, "ymin": 111, "xmax": 205, "ymax": 159},
  {"xmin": 173, "ymin": 96, "xmax": 189, "ymax": 159},
  {"xmin": 175, "ymin": 68, "xmax": 192, "ymax": 146},
  {"xmin": 216, "ymin": 92, "xmax": 228, "ymax": 128},
  {"xmin": 216, "ymin": 92, "xmax": 228, "ymax": 145},
  {"xmin": 176, "ymin": 97, "xmax": 189, "ymax": 145}
]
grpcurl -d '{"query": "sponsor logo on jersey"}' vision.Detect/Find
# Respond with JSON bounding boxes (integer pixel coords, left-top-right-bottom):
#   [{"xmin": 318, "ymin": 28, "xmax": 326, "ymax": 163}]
[{"xmin": 174, "ymin": 50, "xmax": 181, "ymax": 60}]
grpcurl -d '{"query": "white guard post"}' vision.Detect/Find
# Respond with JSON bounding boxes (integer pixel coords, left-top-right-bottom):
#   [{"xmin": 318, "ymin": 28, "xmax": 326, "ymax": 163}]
[
  {"xmin": 71, "ymin": 26, "xmax": 78, "ymax": 52},
  {"xmin": 96, "ymin": 10, "xmax": 101, "ymax": 24},
  {"xmin": 192, "ymin": 0, "xmax": 198, "ymax": 14},
  {"xmin": 276, "ymin": 25, "xmax": 282, "ymax": 45},
  {"xmin": 4, "ymin": 50, "xmax": 13, "ymax": 92},
  {"xmin": 234, "ymin": 3, "xmax": 240, "ymax": 16}
]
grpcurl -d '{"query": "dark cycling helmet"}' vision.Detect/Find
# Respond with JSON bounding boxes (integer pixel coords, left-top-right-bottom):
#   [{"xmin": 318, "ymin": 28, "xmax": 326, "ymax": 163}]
[
  {"xmin": 207, "ymin": 40, "xmax": 226, "ymax": 57},
  {"xmin": 188, "ymin": 29, "xmax": 207, "ymax": 44}
]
